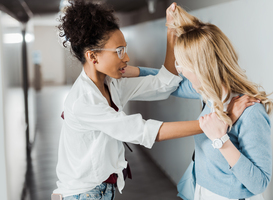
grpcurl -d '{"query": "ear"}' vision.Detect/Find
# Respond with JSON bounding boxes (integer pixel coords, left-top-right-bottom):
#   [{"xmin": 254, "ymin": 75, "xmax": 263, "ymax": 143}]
[{"xmin": 85, "ymin": 51, "xmax": 97, "ymax": 63}]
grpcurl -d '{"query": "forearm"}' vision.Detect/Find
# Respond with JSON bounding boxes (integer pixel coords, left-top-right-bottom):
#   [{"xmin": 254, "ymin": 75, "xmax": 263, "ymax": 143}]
[
  {"xmin": 164, "ymin": 29, "xmax": 178, "ymax": 75},
  {"xmin": 230, "ymin": 150, "xmax": 272, "ymax": 194},
  {"xmin": 123, "ymin": 30, "xmax": 177, "ymax": 78},
  {"xmin": 219, "ymin": 140, "xmax": 241, "ymax": 167},
  {"xmin": 217, "ymin": 135, "xmax": 270, "ymax": 194},
  {"xmin": 122, "ymin": 65, "xmax": 140, "ymax": 77},
  {"xmin": 156, "ymin": 120, "xmax": 202, "ymax": 141}
]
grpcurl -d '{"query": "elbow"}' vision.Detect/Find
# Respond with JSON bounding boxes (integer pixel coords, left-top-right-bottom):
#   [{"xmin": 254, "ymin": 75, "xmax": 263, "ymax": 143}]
[
  {"xmin": 155, "ymin": 135, "xmax": 162, "ymax": 142},
  {"xmin": 260, "ymin": 175, "xmax": 271, "ymax": 193},
  {"xmin": 155, "ymin": 133, "xmax": 165, "ymax": 142},
  {"xmin": 249, "ymin": 175, "xmax": 271, "ymax": 195}
]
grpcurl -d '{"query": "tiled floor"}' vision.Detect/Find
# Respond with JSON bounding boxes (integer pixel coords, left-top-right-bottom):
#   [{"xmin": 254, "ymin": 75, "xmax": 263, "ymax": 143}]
[{"xmin": 24, "ymin": 85, "xmax": 179, "ymax": 200}]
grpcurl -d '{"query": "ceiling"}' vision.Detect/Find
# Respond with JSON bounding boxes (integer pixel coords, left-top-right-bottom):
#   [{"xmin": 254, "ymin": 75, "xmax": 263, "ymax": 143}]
[{"xmin": 0, "ymin": 0, "xmax": 160, "ymax": 23}]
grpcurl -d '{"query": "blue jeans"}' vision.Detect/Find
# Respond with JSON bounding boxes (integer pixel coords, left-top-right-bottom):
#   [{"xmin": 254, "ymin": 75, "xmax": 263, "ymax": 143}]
[{"xmin": 64, "ymin": 183, "xmax": 115, "ymax": 200}]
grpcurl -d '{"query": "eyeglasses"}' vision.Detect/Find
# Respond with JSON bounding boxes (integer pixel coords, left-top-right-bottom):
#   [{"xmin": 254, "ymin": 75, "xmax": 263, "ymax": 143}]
[
  {"xmin": 91, "ymin": 46, "xmax": 128, "ymax": 59},
  {"xmin": 175, "ymin": 60, "xmax": 183, "ymax": 75}
]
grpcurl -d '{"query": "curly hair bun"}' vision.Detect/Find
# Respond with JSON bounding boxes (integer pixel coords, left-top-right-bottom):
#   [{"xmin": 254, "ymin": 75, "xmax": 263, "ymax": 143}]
[{"xmin": 58, "ymin": 0, "xmax": 119, "ymax": 64}]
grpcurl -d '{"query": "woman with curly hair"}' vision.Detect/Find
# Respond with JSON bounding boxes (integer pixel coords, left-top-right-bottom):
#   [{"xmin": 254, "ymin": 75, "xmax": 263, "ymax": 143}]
[
  {"xmin": 52, "ymin": 2, "xmax": 192, "ymax": 199},
  {"xmin": 52, "ymin": 1, "xmax": 258, "ymax": 200},
  {"xmin": 127, "ymin": 4, "xmax": 272, "ymax": 200}
]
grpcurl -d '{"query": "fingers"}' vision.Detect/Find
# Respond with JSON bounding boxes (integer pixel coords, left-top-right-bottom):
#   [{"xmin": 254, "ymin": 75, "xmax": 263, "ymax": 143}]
[
  {"xmin": 203, "ymin": 113, "xmax": 225, "ymax": 124},
  {"xmin": 166, "ymin": 2, "xmax": 177, "ymax": 14},
  {"xmin": 228, "ymin": 95, "xmax": 260, "ymax": 109},
  {"xmin": 236, "ymin": 96, "xmax": 260, "ymax": 108},
  {"xmin": 200, "ymin": 114, "xmax": 211, "ymax": 120},
  {"xmin": 210, "ymin": 112, "xmax": 217, "ymax": 118},
  {"xmin": 166, "ymin": 2, "xmax": 177, "ymax": 29},
  {"xmin": 199, "ymin": 114, "xmax": 206, "ymax": 127},
  {"xmin": 247, "ymin": 96, "xmax": 260, "ymax": 103},
  {"xmin": 199, "ymin": 116, "xmax": 203, "ymax": 125},
  {"xmin": 171, "ymin": 2, "xmax": 177, "ymax": 11},
  {"xmin": 199, "ymin": 112, "xmax": 228, "ymax": 140},
  {"xmin": 199, "ymin": 113, "xmax": 211, "ymax": 126},
  {"xmin": 210, "ymin": 113, "xmax": 228, "ymax": 127},
  {"xmin": 242, "ymin": 101, "xmax": 259, "ymax": 109},
  {"xmin": 227, "ymin": 95, "xmax": 261, "ymax": 124},
  {"xmin": 230, "ymin": 95, "xmax": 240, "ymax": 103},
  {"xmin": 237, "ymin": 95, "xmax": 260, "ymax": 103}
]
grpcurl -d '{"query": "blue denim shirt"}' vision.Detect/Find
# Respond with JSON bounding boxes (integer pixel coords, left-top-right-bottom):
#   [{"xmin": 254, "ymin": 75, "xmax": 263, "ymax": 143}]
[{"xmin": 139, "ymin": 66, "xmax": 272, "ymax": 199}]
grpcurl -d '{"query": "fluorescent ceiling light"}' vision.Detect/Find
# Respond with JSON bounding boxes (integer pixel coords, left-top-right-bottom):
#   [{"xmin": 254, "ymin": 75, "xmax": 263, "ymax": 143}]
[
  {"xmin": 3, "ymin": 33, "xmax": 23, "ymax": 44},
  {"xmin": 3, "ymin": 33, "xmax": 34, "ymax": 44}
]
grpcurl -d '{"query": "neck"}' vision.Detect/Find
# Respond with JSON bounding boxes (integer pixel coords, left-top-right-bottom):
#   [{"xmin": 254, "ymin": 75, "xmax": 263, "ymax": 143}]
[
  {"xmin": 83, "ymin": 63, "xmax": 106, "ymax": 92},
  {"xmin": 222, "ymin": 85, "xmax": 228, "ymax": 101}
]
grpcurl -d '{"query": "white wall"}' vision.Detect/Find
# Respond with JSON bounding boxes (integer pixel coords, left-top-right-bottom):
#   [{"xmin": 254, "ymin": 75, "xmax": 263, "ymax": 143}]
[
  {"xmin": 0, "ymin": 11, "xmax": 8, "ymax": 200},
  {"xmin": 116, "ymin": 0, "xmax": 236, "ymax": 27},
  {"xmin": 32, "ymin": 13, "xmax": 81, "ymax": 85},
  {"xmin": 63, "ymin": 47, "xmax": 82, "ymax": 85},
  {"xmin": 0, "ymin": 11, "xmax": 28, "ymax": 200},
  {"xmin": 33, "ymin": 25, "xmax": 65, "ymax": 85},
  {"xmin": 122, "ymin": 0, "xmax": 273, "ymax": 198}
]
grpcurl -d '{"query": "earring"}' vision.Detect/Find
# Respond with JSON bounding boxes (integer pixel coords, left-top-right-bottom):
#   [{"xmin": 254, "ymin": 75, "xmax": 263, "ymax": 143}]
[{"xmin": 93, "ymin": 60, "xmax": 97, "ymax": 64}]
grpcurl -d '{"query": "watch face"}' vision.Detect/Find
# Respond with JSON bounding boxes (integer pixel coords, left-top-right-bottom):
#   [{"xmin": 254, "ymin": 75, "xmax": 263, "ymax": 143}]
[{"xmin": 213, "ymin": 139, "xmax": 223, "ymax": 149}]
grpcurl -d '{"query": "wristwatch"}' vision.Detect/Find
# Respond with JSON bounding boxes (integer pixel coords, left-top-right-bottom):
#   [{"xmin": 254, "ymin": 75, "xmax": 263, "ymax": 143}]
[{"xmin": 212, "ymin": 134, "xmax": 230, "ymax": 149}]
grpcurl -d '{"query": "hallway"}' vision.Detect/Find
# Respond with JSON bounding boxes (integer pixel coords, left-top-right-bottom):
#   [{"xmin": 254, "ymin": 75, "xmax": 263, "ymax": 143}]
[{"xmin": 24, "ymin": 85, "xmax": 179, "ymax": 200}]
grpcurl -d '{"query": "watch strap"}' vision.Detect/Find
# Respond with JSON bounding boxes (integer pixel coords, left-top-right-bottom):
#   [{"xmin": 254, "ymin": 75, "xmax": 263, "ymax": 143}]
[
  {"xmin": 212, "ymin": 134, "xmax": 229, "ymax": 149},
  {"xmin": 221, "ymin": 134, "xmax": 229, "ymax": 144}
]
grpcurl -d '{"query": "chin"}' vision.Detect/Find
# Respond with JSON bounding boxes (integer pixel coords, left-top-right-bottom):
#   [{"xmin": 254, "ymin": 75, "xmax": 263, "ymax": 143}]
[{"xmin": 113, "ymin": 74, "xmax": 122, "ymax": 79}]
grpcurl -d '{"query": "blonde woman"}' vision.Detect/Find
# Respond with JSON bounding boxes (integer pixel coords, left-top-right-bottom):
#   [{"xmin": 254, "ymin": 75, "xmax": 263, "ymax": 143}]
[{"xmin": 125, "ymin": 3, "xmax": 272, "ymax": 200}]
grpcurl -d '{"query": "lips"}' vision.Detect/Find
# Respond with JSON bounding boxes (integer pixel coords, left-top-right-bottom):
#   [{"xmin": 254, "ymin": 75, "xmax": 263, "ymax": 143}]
[{"xmin": 119, "ymin": 65, "xmax": 127, "ymax": 73}]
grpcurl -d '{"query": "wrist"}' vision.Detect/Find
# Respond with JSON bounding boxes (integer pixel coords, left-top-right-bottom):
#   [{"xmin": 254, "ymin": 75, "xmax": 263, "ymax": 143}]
[
  {"xmin": 220, "ymin": 139, "xmax": 231, "ymax": 149},
  {"xmin": 167, "ymin": 29, "xmax": 176, "ymax": 43},
  {"xmin": 228, "ymin": 113, "xmax": 236, "ymax": 124},
  {"xmin": 123, "ymin": 65, "xmax": 140, "ymax": 77},
  {"xmin": 210, "ymin": 130, "xmax": 227, "ymax": 141},
  {"xmin": 136, "ymin": 66, "xmax": 140, "ymax": 77},
  {"xmin": 211, "ymin": 133, "xmax": 230, "ymax": 149}
]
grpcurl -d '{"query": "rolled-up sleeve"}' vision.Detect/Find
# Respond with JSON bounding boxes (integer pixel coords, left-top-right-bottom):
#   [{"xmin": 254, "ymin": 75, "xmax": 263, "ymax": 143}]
[
  {"xmin": 230, "ymin": 104, "xmax": 272, "ymax": 194},
  {"xmin": 138, "ymin": 66, "xmax": 201, "ymax": 99},
  {"xmin": 73, "ymin": 96, "xmax": 162, "ymax": 148},
  {"xmin": 116, "ymin": 65, "xmax": 182, "ymax": 106}
]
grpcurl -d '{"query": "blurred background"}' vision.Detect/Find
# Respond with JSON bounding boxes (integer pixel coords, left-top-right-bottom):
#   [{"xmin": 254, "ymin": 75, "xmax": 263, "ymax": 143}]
[{"xmin": 0, "ymin": 0, "xmax": 273, "ymax": 200}]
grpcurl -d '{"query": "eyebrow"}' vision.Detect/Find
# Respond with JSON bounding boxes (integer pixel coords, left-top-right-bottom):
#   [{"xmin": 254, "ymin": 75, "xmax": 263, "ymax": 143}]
[{"xmin": 116, "ymin": 42, "xmax": 127, "ymax": 48}]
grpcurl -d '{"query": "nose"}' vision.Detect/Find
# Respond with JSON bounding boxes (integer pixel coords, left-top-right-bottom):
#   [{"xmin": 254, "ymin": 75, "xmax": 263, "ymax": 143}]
[{"xmin": 123, "ymin": 52, "xmax": 130, "ymax": 62}]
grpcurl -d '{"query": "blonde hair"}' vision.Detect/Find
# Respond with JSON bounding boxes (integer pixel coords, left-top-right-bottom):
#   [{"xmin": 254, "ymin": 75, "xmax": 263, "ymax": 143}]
[{"xmin": 167, "ymin": 6, "xmax": 273, "ymax": 127}]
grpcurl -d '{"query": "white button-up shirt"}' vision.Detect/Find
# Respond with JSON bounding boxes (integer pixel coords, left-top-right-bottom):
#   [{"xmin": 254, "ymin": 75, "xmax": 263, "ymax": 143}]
[{"xmin": 53, "ymin": 66, "xmax": 182, "ymax": 197}]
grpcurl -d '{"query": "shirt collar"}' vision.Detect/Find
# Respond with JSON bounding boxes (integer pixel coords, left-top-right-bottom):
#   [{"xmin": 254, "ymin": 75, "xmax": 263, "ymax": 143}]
[
  {"xmin": 80, "ymin": 68, "xmax": 113, "ymax": 88},
  {"xmin": 208, "ymin": 92, "xmax": 239, "ymax": 112}
]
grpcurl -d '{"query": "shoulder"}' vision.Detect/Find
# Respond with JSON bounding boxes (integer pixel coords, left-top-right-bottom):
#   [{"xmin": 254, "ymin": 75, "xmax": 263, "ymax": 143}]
[
  {"xmin": 236, "ymin": 102, "xmax": 271, "ymax": 129},
  {"xmin": 65, "ymin": 76, "xmax": 103, "ymax": 109},
  {"xmin": 241, "ymin": 103, "xmax": 268, "ymax": 119}
]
